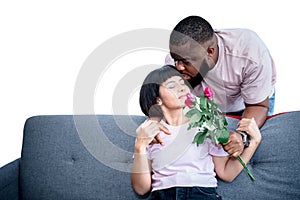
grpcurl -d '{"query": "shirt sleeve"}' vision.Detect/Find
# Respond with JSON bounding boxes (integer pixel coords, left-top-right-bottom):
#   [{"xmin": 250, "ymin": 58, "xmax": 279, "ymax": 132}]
[
  {"xmin": 165, "ymin": 53, "xmax": 175, "ymax": 65},
  {"xmin": 208, "ymin": 140, "xmax": 229, "ymax": 157},
  {"xmin": 146, "ymin": 145, "xmax": 152, "ymax": 160},
  {"xmin": 241, "ymin": 52, "xmax": 273, "ymax": 104}
]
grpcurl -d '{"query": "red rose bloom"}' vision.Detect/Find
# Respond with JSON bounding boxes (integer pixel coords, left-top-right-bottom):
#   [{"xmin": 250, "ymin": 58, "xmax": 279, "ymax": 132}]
[
  {"xmin": 204, "ymin": 87, "xmax": 213, "ymax": 99},
  {"xmin": 185, "ymin": 93, "xmax": 195, "ymax": 108}
]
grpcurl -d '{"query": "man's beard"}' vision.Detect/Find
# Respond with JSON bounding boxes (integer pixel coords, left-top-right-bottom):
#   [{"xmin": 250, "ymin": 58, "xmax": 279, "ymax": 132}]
[
  {"xmin": 188, "ymin": 61, "xmax": 210, "ymax": 88},
  {"xmin": 189, "ymin": 73, "xmax": 203, "ymax": 88}
]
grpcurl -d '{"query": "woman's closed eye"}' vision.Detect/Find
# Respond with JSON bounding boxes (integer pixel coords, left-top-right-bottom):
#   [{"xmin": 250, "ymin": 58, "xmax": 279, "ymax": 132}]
[
  {"xmin": 166, "ymin": 84, "xmax": 176, "ymax": 89},
  {"xmin": 165, "ymin": 78, "xmax": 186, "ymax": 89}
]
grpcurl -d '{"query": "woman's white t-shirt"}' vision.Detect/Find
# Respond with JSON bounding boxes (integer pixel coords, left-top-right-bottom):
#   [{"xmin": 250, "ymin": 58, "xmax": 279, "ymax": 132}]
[{"xmin": 147, "ymin": 120, "xmax": 228, "ymax": 191}]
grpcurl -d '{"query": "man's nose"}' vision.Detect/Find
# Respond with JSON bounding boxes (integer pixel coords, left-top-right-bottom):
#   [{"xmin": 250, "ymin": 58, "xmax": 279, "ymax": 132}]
[{"xmin": 175, "ymin": 61, "xmax": 185, "ymax": 71}]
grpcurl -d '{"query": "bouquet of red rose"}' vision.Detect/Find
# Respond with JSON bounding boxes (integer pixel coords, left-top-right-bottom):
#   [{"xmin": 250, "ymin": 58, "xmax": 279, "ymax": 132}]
[{"xmin": 185, "ymin": 87, "xmax": 255, "ymax": 182}]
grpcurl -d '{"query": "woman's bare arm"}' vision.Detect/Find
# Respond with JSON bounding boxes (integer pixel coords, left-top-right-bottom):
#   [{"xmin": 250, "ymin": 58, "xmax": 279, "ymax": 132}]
[
  {"xmin": 131, "ymin": 119, "xmax": 165, "ymax": 195},
  {"xmin": 213, "ymin": 118, "xmax": 262, "ymax": 182},
  {"xmin": 131, "ymin": 147, "xmax": 152, "ymax": 195}
]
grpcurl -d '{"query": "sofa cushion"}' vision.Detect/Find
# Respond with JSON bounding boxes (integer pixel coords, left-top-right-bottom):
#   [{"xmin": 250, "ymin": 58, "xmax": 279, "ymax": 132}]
[
  {"xmin": 20, "ymin": 115, "xmax": 146, "ymax": 200},
  {"xmin": 0, "ymin": 158, "xmax": 19, "ymax": 200}
]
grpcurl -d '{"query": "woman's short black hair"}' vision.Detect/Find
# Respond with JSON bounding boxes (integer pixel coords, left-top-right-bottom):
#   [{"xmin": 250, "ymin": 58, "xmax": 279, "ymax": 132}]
[{"xmin": 139, "ymin": 65, "xmax": 190, "ymax": 117}]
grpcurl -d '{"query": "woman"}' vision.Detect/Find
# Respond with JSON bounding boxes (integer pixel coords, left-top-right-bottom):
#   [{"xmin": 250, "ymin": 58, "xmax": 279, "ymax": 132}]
[{"xmin": 131, "ymin": 65, "xmax": 261, "ymax": 199}]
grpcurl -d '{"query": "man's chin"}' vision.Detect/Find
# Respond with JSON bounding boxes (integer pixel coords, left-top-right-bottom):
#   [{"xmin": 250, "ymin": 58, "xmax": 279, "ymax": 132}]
[{"xmin": 188, "ymin": 73, "xmax": 203, "ymax": 88}]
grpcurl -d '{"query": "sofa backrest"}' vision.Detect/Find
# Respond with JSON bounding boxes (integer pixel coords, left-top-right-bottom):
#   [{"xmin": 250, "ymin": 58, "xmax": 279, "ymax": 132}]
[
  {"xmin": 20, "ymin": 115, "xmax": 145, "ymax": 200},
  {"xmin": 19, "ymin": 112, "xmax": 300, "ymax": 199},
  {"xmin": 217, "ymin": 111, "xmax": 300, "ymax": 199}
]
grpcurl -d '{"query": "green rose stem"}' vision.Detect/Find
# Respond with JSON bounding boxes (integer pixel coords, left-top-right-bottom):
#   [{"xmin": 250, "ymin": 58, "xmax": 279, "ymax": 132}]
[
  {"xmin": 185, "ymin": 89, "xmax": 256, "ymax": 182},
  {"xmin": 193, "ymin": 130, "xmax": 256, "ymax": 182},
  {"xmin": 237, "ymin": 155, "xmax": 255, "ymax": 182}
]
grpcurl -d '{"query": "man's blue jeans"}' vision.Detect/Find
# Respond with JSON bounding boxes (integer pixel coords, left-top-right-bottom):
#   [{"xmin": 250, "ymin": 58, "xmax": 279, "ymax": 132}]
[
  {"xmin": 268, "ymin": 91, "xmax": 275, "ymax": 116},
  {"xmin": 226, "ymin": 91, "xmax": 275, "ymax": 116}
]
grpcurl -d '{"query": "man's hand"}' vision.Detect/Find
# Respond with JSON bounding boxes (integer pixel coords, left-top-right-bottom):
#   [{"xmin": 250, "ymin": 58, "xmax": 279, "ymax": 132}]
[
  {"xmin": 237, "ymin": 118, "xmax": 261, "ymax": 146},
  {"xmin": 222, "ymin": 132, "xmax": 244, "ymax": 157}
]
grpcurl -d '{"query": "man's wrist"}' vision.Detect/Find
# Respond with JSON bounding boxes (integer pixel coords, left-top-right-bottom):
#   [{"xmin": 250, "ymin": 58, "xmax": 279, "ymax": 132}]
[{"xmin": 236, "ymin": 130, "xmax": 251, "ymax": 148}]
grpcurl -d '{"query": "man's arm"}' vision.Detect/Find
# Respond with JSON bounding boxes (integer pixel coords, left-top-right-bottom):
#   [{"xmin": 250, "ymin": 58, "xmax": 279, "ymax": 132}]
[{"xmin": 242, "ymin": 97, "xmax": 269, "ymax": 128}]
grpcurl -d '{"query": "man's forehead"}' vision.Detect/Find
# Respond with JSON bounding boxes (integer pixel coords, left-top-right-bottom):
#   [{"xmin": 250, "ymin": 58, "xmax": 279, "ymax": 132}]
[
  {"xmin": 170, "ymin": 43, "xmax": 192, "ymax": 59},
  {"xmin": 170, "ymin": 45, "xmax": 204, "ymax": 61},
  {"xmin": 170, "ymin": 51, "xmax": 190, "ymax": 60}
]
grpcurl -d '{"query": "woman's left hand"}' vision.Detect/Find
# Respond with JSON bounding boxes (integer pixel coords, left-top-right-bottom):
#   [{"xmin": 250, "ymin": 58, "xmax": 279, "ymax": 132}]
[{"xmin": 237, "ymin": 118, "xmax": 262, "ymax": 147}]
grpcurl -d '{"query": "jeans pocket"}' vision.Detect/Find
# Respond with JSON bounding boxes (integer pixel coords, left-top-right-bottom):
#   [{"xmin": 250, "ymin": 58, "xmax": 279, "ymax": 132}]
[
  {"xmin": 151, "ymin": 188, "xmax": 176, "ymax": 200},
  {"xmin": 194, "ymin": 187, "xmax": 215, "ymax": 194},
  {"xmin": 192, "ymin": 187, "xmax": 222, "ymax": 200}
]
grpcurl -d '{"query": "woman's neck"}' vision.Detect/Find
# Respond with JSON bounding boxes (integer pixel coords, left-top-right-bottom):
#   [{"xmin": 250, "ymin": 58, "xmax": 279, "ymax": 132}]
[{"xmin": 163, "ymin": 109, "xmax": 189, "ymax": 126}]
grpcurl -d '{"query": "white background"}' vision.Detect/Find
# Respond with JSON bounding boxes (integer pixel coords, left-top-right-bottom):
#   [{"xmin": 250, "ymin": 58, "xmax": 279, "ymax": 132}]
[{"xmin": 1, "ymin": 0, "xmax": 300, "ymax": 167}]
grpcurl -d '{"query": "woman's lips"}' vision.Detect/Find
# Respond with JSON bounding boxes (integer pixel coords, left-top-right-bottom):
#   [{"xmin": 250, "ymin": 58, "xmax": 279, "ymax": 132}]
[{"xmin": 178, "ymin": 94, "xmax": 188, "ymax": 99}]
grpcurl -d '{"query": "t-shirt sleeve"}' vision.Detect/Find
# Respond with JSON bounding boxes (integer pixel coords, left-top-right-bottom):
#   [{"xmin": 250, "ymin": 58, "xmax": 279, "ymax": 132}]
[
  {"xmin": 241, "ymin": 50, "xmax": 274, "ymax": 104},
  {"xmin": 146, "ymin": 145, "xmax": 152, "ymax": 160},
  {"xmin": 165, "ymin": 53, "xmax": 175, "ymax": 65},
  {"xmin": 208, "ymin": 140, "xmax": 229, "ymax": 157}
]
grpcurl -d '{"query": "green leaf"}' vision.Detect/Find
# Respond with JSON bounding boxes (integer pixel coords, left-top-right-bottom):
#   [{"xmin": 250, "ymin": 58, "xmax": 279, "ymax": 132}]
[
  {"xmin": 190, "ymin": 111, "xmax": 202, "ymax": 125},
  {"xmin": 218, "ymin": 129, "xmax": 229, "ymax": 143},
  {"xmin": 206, "ymin": 120, "xmax": 212, "ymax": 127},
  {"xmin": 207, "ymin": 99, "xmax": 212, "ymax": 109},
  {"xmin": 202, "ymin": 110, "xmax": 211, "ymax": 117},
  {"xmin": 193, "ymin": 130, "xmax": 207, "ymax": 146},
  {"xmin": 185, "ymin": 108, "xmax": 198, "ymax": 118},
  {"xmin": 208, "ymin": 130, "xmax": 219, "ymax": 144},
  {"xmin": 197, "ymin": 121, "xmax": 204, "ymax": 128},
  {"xmin": 212, "ymin": 102, "xmax": 218, "ymax": 111},
  {"xmin": 217, "ymin": 117, "xmax": 225, "ymax": 129},
  {"xmin": 223, "ymin": 117, "xmax": 228, "ymax": 126},
  {"xmin": 200, "ymin": 95, "xmax": 208, "ymax": 110}
]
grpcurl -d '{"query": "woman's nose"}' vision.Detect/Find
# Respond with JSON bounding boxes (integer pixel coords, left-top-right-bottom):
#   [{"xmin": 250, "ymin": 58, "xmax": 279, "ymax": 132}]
[{"xmin": 178, "ymin": 83, "xmax": 186, "ymax": 92}]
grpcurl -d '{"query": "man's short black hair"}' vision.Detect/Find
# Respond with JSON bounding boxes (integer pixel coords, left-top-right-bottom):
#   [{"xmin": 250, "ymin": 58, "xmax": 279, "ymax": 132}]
[{"xmin": 170, "ymin": 16, "xmax": 214, "ymax": 46}]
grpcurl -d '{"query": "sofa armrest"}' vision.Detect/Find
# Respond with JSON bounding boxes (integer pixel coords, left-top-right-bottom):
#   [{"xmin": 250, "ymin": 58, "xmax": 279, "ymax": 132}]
[{"xmin": 0, "ymin": 158, "xmax": 20, "ymax": 200}]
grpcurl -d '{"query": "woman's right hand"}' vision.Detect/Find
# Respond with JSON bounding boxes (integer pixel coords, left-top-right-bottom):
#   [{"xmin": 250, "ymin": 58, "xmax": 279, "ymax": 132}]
[{"xmin": 135, "ymin": 119, "xmax": 170, "ymax": 153}]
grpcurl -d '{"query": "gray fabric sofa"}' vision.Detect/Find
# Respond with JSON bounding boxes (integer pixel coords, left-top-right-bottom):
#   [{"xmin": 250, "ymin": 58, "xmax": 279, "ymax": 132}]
[{"xmin": 0, "ymin": 111, "xmax": 300, "ymax": 200}]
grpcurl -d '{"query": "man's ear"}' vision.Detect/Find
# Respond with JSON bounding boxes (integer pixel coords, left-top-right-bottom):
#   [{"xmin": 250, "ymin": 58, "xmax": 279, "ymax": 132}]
[{"xmin": 207, "ymin": 46, "xmax": 215, "ymax": 58}]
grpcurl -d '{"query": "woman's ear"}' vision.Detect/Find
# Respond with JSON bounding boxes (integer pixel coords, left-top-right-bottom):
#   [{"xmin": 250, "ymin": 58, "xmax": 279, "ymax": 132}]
[{"xmin": 156, "ymin": 97, "xmax": 163, "ymax": 105}]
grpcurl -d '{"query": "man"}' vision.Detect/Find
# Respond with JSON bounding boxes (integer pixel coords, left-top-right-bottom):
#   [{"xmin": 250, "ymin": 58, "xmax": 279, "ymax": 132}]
[{"xmin": 166, "ymin": 15, "xmax": 276, "ymax": 154}]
